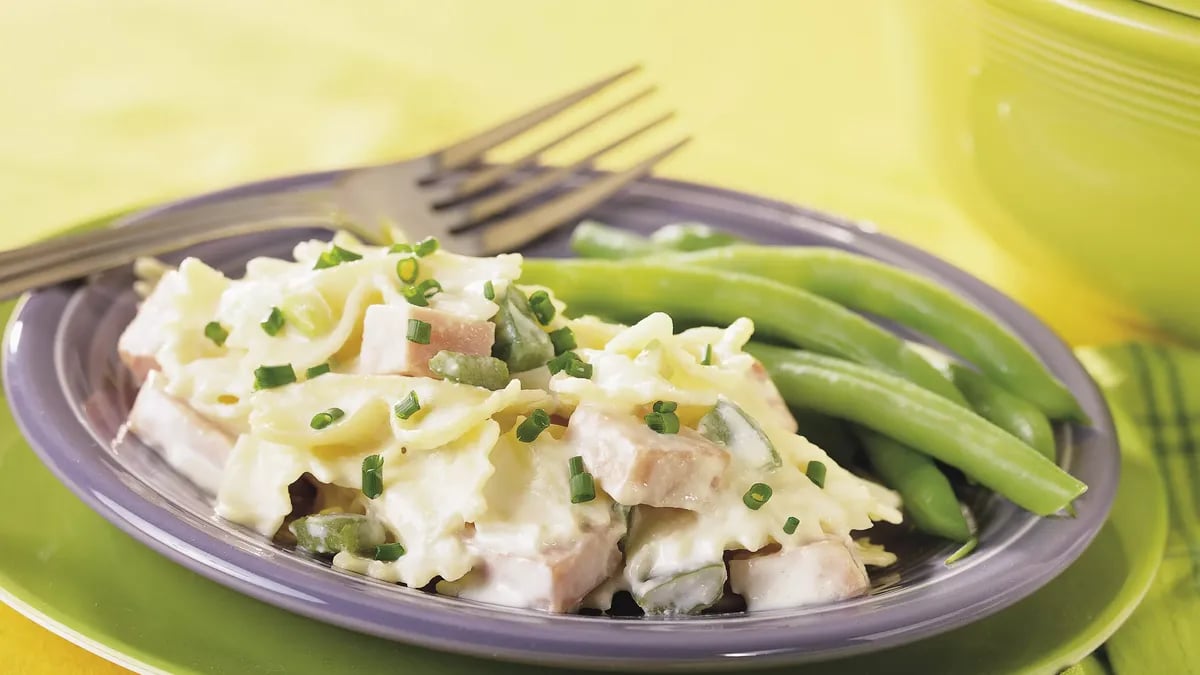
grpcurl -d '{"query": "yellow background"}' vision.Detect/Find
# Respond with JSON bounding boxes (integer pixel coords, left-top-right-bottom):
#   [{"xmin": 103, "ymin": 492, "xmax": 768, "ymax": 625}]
[{"xmin": 0, "ymin": 1, "xmax": 1149, "ymax": 671}]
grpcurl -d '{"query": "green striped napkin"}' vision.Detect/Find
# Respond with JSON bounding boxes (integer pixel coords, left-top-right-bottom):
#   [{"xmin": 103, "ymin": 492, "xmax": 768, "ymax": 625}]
[{"xmin": 1077, "ymin": 344, "xmax": 1200, "ymax": 673}]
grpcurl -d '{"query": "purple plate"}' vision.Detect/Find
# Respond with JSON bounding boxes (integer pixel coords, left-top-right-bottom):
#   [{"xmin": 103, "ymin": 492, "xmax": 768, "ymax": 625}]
[{"xmin": 2, "ymin": 171, "xmax": 1118, "ymax": 670}]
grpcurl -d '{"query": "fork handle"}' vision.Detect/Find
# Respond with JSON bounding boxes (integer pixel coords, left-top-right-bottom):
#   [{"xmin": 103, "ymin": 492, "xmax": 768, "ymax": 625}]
[{"xmin": 0, "ymin": 216, "xmax": 324, "ymax": 301}]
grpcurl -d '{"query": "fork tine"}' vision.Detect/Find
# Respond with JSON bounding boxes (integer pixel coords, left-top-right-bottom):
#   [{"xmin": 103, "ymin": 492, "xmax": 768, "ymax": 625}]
[
  {"xmin": 432, "ymin": 65, "xmax": 641, "ymax": 173},
  {"xmin": 442, "ymin": 86, "xmax": 657, "ymax": 202},
  {"xmin": 452, "ymin": 112, "xmax": 675, "ymax": 226},
  {"xmin": 475, "ymin": 137, "xmax": 691, "ymax": 255}
]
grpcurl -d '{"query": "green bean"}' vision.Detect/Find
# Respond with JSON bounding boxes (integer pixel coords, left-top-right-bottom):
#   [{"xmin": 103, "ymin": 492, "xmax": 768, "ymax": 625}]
[
  {"xmin": 491, "ymin": 286, "xmax": 554, "ymax": 372},
  {"xmin": 633, "ymin": 564, "xmax": 727, "ymax": 616},
  {"xmin": 648, "ymin": 223, "xmax": 743, "ymax": 251},
  {"xmin": 948, "ymin": 362, "xmax": 1057, "ymax": 462},
  {"xmin": 790, "ymin": 409, "xmax": 860, "ymax": 469},
  {"xmin": 671, "ymin": 246, "xmax": 1084, "ymax": 422},
  {"xmin": 288, "ymin": 513, "xmax": 386, "ymax": 556},
  {"xmin": 569, "ymin": 221, "xmax": 654, "ymax": 259},
  {"xmin": 428, "ymin": 351, "xmax": 511, "ymax": 390},
  {"xmin": 520, "ymin": 258, "xmax": 967, "ymax": 405},
  {"xmin": 569, "ymin": 221, "xmax": 741, "ymax": 259},
  {"xmin": 855, "ymin": 427, "xmax": 972, "ymax": 542},
  {"xmin": 746, "ymin": 343, "xmax": 1086, "ymax": 516}
]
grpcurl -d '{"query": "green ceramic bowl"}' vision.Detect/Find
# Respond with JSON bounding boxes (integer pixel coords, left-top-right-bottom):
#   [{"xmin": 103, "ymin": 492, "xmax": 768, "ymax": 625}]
[{"xmin": 914, "ymin": 0, "xmax": 1200, "ymax": 343}]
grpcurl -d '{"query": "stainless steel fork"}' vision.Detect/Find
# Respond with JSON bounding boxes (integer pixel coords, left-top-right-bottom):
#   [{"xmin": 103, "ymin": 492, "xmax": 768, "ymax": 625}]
[{"xmin": 0, "ymin": 65, "xmax": 688, "ymax": 299}]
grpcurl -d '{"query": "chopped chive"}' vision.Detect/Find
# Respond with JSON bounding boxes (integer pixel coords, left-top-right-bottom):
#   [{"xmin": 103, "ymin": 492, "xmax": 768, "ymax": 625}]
[
  {"xmin": 374, "ymin": 542, "xmax": 406, "ymax": 561},
  {"xmin": 644, "ymin": 411, "xmax": 680, "ymax": 434},
  {"xmin": 516, "ymin": 409, "xmax": 550, "ymax": 443},
  {"xmin": 701, "ymin": 344, "xmax": 714, "ymax": 366},
  {"xmin": 570, "ymin": 472, "xmax": 596, "ymax": 504},
  {"xmin": 388, "ymin": 242, "xmax": 414, "ymax": 254},
  {"xmin": 310, "ymin": 407, "xmax": 345, "ymax": 430},
  {"xmin": 568, "ymin": 455, "xmax": 585, "ymax": 476},
  {"xmin": 361, "ymin": 454, "xmax": 384, "ymax": 499},
  {"xmin": 393, "ymin": 391, "xmax": 421, "ymax": 420},
  {"xmin": 406, "ymin": 318, "xmax": 431, "ymax": 344},
  {"xmin": 742, "ymin": 483, "xmax": 773, "ymax": 510},
  {"xmin": 402, "ymin": 279, "xmax": 443, "ymax": 307},
  {"xmin": 482, "ymin": 280, "xmax": 495, "ymax": 300},
  {"xmin": 805, "ymin": 461, "xmax": 827, "ymax": 489},
  {"xmin": 261, "ymin": 306, "xmax": 286, "ymax": 336},
  {"xmin": 413, "ymin": 236, "xmax": 440, "ymax": 257},
  {"xmin": 396, "ymin": 256, "xmax": 419, "ymax": 284},
  {"xmin": 652, "ymin": 400, "xmax": 678, "ymax": 414},
  {"xmin": 527, "ymin": 290, "xmax": 555, "ymax": 325},
  {"xmin": 547, "ymin": 351, "xmax": 592, "ymax": 379},
  {"xmin": 783, "ymin": 516, "xmax": 800, "ymax": 535},
  {"xmin": 945, "ymin": 536, "xmax": 978, "ymax": 565},
  {"xmin": 204, "ymin": 321, "xmax": 229, "ymax": 347},
  {"xmin": 253, "ymin": 364, "xmax": 297, "ymax": 390},
  {"xmin": 549, "ymin": 327, "xmax": 576, "ymax": 355},
  {"xmin": 305, "ymin": 362, "xmax": 332, "ymax": 379},
  {"xmin": 313, "ymin": 245, "xmax": 362, "ymax": 270}
]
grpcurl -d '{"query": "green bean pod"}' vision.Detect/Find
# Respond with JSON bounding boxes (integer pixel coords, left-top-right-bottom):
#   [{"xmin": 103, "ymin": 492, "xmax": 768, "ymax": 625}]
[
  {"xmin": 671, "ymin": 246, "xmax": 1084, "ymax": 422},
  {"xmin": 949, "ymin": 362, "xmax": 1057, "ymax": 461},
  {"xmin": 855, "ymin": 427, "xmax": 973, "ymax": 542},
  {"xmin": 428, "ymin": 351, "xmax": 512, "ymax": 390},
  {"xmin": 520, "ymin": 258, "xmax": 967, "ymax": 405},
  {"xmin": 492, "ymin": 286, "xmax": 554, "ymax": 372},
  {"xmin": 570, "ymin": 221, "xmax": 741, "ymax": 259},
  {"xmin": 746, "ymin": 343, "xmax": 1086, "ymax": 516}
]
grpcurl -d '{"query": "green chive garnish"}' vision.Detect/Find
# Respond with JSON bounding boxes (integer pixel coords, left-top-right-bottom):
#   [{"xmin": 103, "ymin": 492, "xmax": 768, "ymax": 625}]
[
  {"xmin": 313, "ymin": 245, "xmax": 362, "ymax": 270},
  {"xmin": 310, "ymin": 407, "xmax": 345, "ymax": 430},
  {"xmin": 652, "ymin": 400, "xmax": 678, "ymax": 414},
  {"xmin": 406, "ymin": 318, "xmax": 431, "ymax": 344},
  {"xmin": 568, "ymin": 455, "xmax": 585, "ymax": 476},
  {"xmin": 389, "ymin": 242, "xmax": 414, "ymax": 254},
  {"xmin": 783, "ymin": 516, "xmax": 800, "ymax": 535},
  {"xmin": 483, "ymin": 280, "xmax": 495, "ymax": 301},
  {"xmin": 396, "ymin": 256, "xmax": 419, "ymax": 284},
  {"xmin": 570, "ymin": 472, "xmax": 596, "ymax": 504},
  {"xmin": 402, "ymin": 279, "xmax": 443, "ymax": 307},
  {"xmin": 644, "ymin": 411, "xmax": 680, "ymax": 434},
  {"xmin": 701, "ymin": 344, "xmax": 714, "ymax": 366},
  {"xmin": 204, "ymin": 321, "xmax": 229, "ymax": 347},
  {"xmin": 361, "ymin": 454, "xmax": 384, "ymax": 499},
  {"xmin": 413, "ymin": 236, "xmax": 440, "ymax": 257},
  {"xmin": 261, "ymin": 307, "xmax": 286, "ymax": 336},
  {"xmin": 527, "ymin": 290, "xmax": 555, "ymax": 325},
  {"xmin": 394, "ymin": 391, "xmax": 421, "ymax": 420},
  {"xmin": 547, "ymin": 351, "xmax": 592, "ymax": 379},
  {"xmin": 253, "ymin": 364, "xmax": 297, "ymax": 390},
  {"xmin": 806, "ymin": 461, "xmax": 827, "ymax": 489},
  {"xmin": 305, "ymin": 362, "xmax": 332, "ymax": 379},
  {"xmin": 742, "ymin": 483, "xmax": 773, "ymax": 510},
  {"xmin": 549, "ymin": 327, "xmax": 576, "ymax": 355},
  {"xmin": 516, "ymin": 409, "xmax": 550, "ymax": 442},
  {"xmin": 374, "ymin": 542, "xmax": 406, "ymax": 561}
]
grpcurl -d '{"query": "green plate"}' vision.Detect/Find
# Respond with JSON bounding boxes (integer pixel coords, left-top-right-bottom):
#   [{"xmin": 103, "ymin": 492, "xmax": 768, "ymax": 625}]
[{"xmin": 0, "ymin": 285, "xmax": 1166, "ymax": 673}]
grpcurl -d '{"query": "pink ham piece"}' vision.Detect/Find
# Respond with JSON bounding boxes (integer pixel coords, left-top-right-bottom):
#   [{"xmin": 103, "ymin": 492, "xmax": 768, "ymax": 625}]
[
  {"xmin": 124, "ymin": 370, "xmax": 235, "ymax": 494},
  {"xmin": 456, "ymin": 519, "xmax": 625, "ymax": 613},
  {"xmin": 564, "ymin": 404, "xmax": 729, "ymax": 510},
  {"xmin": 728, "ymin": 538, "xmax": 870, "ymax": 611},
  {"xmin": 359, "ymin": 304, "xmax": 495, "ymax": 378}
]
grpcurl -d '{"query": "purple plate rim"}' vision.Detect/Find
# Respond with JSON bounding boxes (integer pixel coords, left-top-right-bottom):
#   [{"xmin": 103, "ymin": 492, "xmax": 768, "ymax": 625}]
[{"xmin": 2, "ymin": 169, "xmax": 1119, "ymax": 671}]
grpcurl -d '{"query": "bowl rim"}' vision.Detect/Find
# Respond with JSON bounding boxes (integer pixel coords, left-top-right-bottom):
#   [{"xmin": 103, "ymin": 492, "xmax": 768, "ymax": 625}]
[{"xmin": 2, "ymin": 168, "xmax": 1120, "ymax": 670}]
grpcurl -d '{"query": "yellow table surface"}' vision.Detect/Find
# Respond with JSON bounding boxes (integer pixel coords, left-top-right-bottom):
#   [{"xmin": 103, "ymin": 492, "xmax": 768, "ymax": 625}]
[{"xmin": 0, "ymin": 1, "xmax": 1151, "ymax": 672}]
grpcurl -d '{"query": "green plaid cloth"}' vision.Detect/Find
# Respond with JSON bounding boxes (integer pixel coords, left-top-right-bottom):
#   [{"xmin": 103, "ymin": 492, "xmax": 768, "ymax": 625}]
[{"xmin": 1078, "ymin": 344, "xmax": 1200, "ymax": 674}]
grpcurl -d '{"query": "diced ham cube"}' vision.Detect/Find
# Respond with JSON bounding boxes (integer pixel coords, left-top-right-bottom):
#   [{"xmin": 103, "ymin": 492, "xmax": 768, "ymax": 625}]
[
  {"xmin": 728, "ymin": 538, "xmax": 870, "ymax": 611},
  {"xmin": 359, "ymin": 304, "xmax": 495, "ymax": 378},
  {"xmin": 749, "ymin": 359, "xmax": 798, "ymax": 433},
  {"xmin": 565, "ymin": 404, "xmax": 729, "ymax": 510},
  {"xmin": 457, "ymin": 519, "xmax": 625, "ymax": 612},
  {"xmin": 124, "ymin": 370, "xmax": 235, "ymax": 494},
  {"xmin": 118, "ymin": 280, "xmax": 179, "ymax": 384}
]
